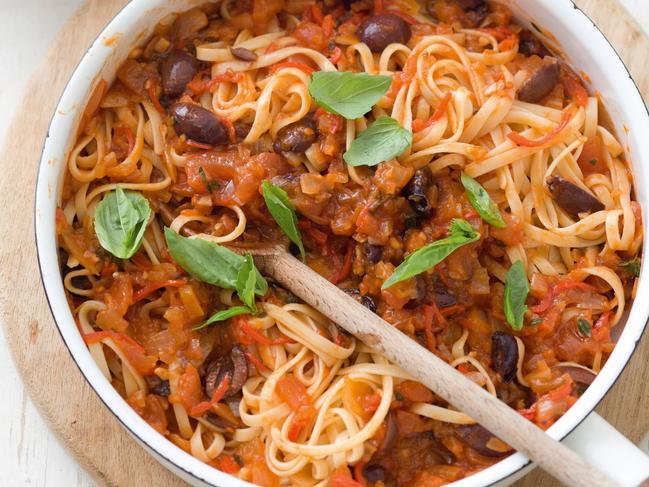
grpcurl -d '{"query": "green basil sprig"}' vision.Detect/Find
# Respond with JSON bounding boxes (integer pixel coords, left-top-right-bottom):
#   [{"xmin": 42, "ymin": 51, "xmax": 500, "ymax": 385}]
[
  {"xmin": 261, "ymin": 181, "xmax": 305, "ymax": 261},
  {"xmin": 308, "ymin": 71, "xmax": 392, "ymax": 119},
  {"xmin": 460, "ymin": 172, "xmax": 506, "ymax": 228},
  {"xmin": 503, "ymin": 260, "xmax": 529, "ymax": 331},
  {"xmin": 382, "ymin": 219, "xmax": 480, "ymax": 289},
  {"xmin": 619, "ymin": 258, "xmax": 641, "ymax": 277},
  {"xmin": 94, "ymin": 186, "xmax": 151, "ymax": 259},
  {"xmin": 194, "ymin": 306, "xmax": 250, "ymax": 331},
  {"xmin": 237, "ymin": 254, "xmax": 259, "ymax": 313},
  {"xmin": 344, "ymin": 116, "xmax": 412, "ymax": 167},
  {"xmin": 164, "ymin": 228, "xmax": 267, "ymax": 296},
  {"xmin": 577, "ymin": 318, "xmax": 592, "ymax": 338}
]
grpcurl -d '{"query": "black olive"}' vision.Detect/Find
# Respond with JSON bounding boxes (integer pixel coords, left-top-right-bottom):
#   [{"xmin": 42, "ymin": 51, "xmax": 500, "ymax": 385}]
[
  {"xmin": 170, "ymin": 102, "xmax": 229, "ymax": 145},
  {"xmin": 518, "ymin": 30, "xmax": 550, "ymax": 57},
  {"xmin": 70, "ymin": 273, "xmax": 93, "ymax": 290},
  {"xmin": 458, "ymin": 424, "xmax": 512, "ymax": 457},
  {"xmin": 547, "ymin": 176, "xmax": 605, "ymax": 216},
  {"xmin": 230, "ymin": 46, "xmax": 258, "ymax": 62},
  {"xmin": 363, "ymin": 464, "xmax": 386, "ymax": 483},
  {"xmin": 491, "ymin": 331, "xmax": 518, "ymax": 383},
  {"xmin": 204, "ymin": 345, "xmax": 248, "ymax": 399},
  {"xmin": 518, "ymin": 62, "xmax": 560, "ymax": 103},
  {"xmin": 343, "ymin": 288, "xmax": 377, "ymax": 313},
  {"xmin": 434, "ymin": 286, "xmax": 457, "ymax": 309},
  {"xmin": 160, "ymin": 48, "xmax": 199, "ymax": 98},
  {"xmin": 456, "ymin": 0, "xmax": 485, "ymax": 9},
  {"xmin": 273, "ymin": 117, "xmax": 317, "ymax": 153},
  {"xmin": 365, "ymin": 243, "xmax": 382, "ymax": 264},
  {"xmin": 234, "ymin": 122, "xmax": 251, "ymax": 142},
  {"xmin": 402, "ymin": 167, "xmax": 433, "ymax": 218},
  {"xmin": 146, "ymin": 376, "xmax": 170, "ymax": 397},
  {"xmin": 158, "ymin": 202, "xmax": 197, "ymax": 237},
  {"xmin": 357, "ymin": 13, "xmax": 412, "ymax": 53}
]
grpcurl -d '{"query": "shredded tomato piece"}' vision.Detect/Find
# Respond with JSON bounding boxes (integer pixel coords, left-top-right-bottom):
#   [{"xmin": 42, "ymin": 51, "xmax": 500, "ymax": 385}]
[
  {"xmin": 331, "ymin": 467, "xmax": 364, "ymax": 487},
  {"xmin": 84, "ymin": 331, "xmax": 156, "ymax": 375},
  {"xmin": 421, "ymin": 305, "xmax": 436, "ymax": 351},
  {"xmin": 276, "ymin": 375, "xmax": 315, "ymax": 441},
  {"xmin": 329, "ymin": 46, "xmax": 343, "ymax": 64},
  {"xmin": 269, "ymin": 61, "xmax": 315, "ymax": 75},
  {"xmin": 213, "ymin": 454, "xmax": 241, "ymax": 474},
  {"xmin": 331, "ymin": 241, "xmax": 353, "ymax": 284},
  {"xmin": 412, "ymin": 92, "xmax": 452, "ymax": 132},
  {"xmin": 531, "ymin": 279, "xmax": 597, "ymax": 314},
  {"xmin": 113, "ymin": 126, "xmax": 136, "ymax": 158},
  {"xmin": 507, "ymin": 110, "xmax": 572, "ymax": 147},
  {"xmin": 132, "ymin": 279, "xmax": 188, "ymax": 303},
  {"xmin": 190, "ymin": 374, "xmax": 231, "ymax": 415}
]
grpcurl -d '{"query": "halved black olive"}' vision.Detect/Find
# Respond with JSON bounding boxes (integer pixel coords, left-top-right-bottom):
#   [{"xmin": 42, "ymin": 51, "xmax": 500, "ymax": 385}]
[
  {"xmin": 518, "ymin": 62, "xmax": 560, "ymax": 103},
  {"xmin": 273, "ymin": 117, "xmax": 317, "ymax": 153},
  {"xmin": 146, "ymin": 376, "xmax": 170, "ymax": 397},
  {"xmin": 161, "ymin": 48, "xmax": 199, "ymax": 98},
  {"xmin": 491, "ymin": 331, "xmax": 518, "ymax": 383},
  {"xmin": 458, "ymin": 424, "xmax": 512, "ymax": 457},
  {"xmin": 547, "ymin": 176, "xmax": 604, "ymax": 216},
  {"xmin": 403, "ymin": 167, "xmax": 433, "ymax": 218},
  {"xmin": 204, "ymin": 345, "xmax": 248, "ymax": 399},
  {"xmin": 170, "ymin": 102, "xmax": 229, "ymax": 145},
  {"xmin": 357, "ymin": 13, "xmax": 412, "ymax": 53}
]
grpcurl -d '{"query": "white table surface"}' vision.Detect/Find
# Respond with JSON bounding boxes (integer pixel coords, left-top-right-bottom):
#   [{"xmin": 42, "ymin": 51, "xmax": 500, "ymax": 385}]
[{"xmin": 0, "ymin": 1, "xmax": 647, "ymax": 485}]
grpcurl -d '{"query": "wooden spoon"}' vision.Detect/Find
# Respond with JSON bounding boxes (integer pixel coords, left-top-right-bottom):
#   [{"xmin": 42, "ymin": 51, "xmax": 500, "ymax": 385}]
[{"xmin": 250, "ymin": 246, "xmax": 617, "ymax": 487}]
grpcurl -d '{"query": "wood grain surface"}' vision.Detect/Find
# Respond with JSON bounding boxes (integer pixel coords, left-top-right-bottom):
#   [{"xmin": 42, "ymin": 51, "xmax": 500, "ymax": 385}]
[{"xmin": 0, "ymin": 1, "xmax": 646, "ymax": 486}]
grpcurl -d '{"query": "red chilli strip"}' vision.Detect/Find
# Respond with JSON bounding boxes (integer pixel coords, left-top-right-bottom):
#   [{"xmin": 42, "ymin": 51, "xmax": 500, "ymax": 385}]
[
  {"xmin": 412, "ymin": 92, "xmax": 452, "ymax": 132},
  {"xmin": 146, "ymin": 80, "xmax": 166, "ymax": 114},
  {"xmin": 530, "ymin": 279, "xmax": 597, "ymax": 314},
  {"xmin": 311, "ymin": 5, "xmax": 324, "ymax": 24},
  {"xmin": 219, "ymin": 116, "xmax": 237, "ymax": 144},
  {"xmin": 374, "ymin": 0, "xmax": 384, "ymax": 14},
  {"xmin": 330, "ymin": 241, "xmax": 353, "ymax": 284},
  {"xmin": 508, "ymin": 110, "xmax": 572, "ymax": 148},
  {"xmin": 421, "ymin": 305, "xmax": 436, "ymax": 352},
  {"xmin": 329, "ymin": 46, "xmax": 343, "ymax": 64},
  {"xmin": 190, "ymin": 374, "xmax": 231, "ymax": 416},
  {"xmin": 245, "ymin": 351, "xmax": 269, "ymax": 372},
  {"xmin": 269, "ymin": 61, "xmax": 315, "ymax": 75},
  {"xmin": 241, "ymin": 322, "xmax": 294, "ymax": 346},
  {"xmin": 322, "ymin": 14, "xmax": 335, "ymax": 40},
  {"xmin": 132, "ymin": 279, "xmax": 188, "ymax": 303},
  {"xmin": 186, "ymin": 139, "xmax": 214, "ymax": 150}
]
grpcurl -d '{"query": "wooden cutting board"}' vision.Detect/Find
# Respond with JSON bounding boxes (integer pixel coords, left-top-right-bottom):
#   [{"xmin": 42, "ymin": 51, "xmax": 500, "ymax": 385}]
[{"xmin": 0, "ymin": 1, "xmax": 647, "ymax": 486}]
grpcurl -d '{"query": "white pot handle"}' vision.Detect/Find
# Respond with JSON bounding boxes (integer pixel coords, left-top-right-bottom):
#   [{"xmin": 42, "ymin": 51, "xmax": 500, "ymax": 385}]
[{"xmin": 564, "ymin": 412, "xmax": 649, "ymax": 486}]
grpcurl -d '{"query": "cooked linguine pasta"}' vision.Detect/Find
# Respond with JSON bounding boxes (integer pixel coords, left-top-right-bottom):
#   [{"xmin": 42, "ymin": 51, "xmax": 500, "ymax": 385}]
[{"xmin": 57, "ymin": 0, "xmax": 642, "ymax": 485}]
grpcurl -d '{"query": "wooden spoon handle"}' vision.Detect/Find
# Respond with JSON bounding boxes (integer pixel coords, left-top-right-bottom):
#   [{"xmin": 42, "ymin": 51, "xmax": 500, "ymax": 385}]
[{"xmin": 255, "ymin": 250, "xmax": 618, "ymax": 487}]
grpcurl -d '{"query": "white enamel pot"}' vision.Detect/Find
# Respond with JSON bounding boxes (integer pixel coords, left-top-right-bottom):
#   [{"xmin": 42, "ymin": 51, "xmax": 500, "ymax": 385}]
[{"xmin": 34, "ymin": 1, "xmax": 649, "ymax": 485}]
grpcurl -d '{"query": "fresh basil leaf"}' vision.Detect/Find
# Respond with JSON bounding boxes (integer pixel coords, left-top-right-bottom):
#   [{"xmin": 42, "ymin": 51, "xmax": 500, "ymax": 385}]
[
  {"xmin": 577, "ymin": 318, "xmax": 592, "ymax": 338},
  {"xmin": 164, "ymin": 228, "xmax": 267, "ymax": 295},
  {"xmin": 308, "ymin": 71, "xmax": 392, "ymax": 119},
  {"xmin": 460, "ymin": 172, "xmax": 506, "ymax": 228},
  {"xmin": 343, "ymin": 116, "xmax": 412, "ymax": 167},
  {"xmin": 194, "ymin": 306, "xmax": 250, "ymax": 330},
  {"xmin": 261, "ymin": 180, "xmax": 305, "ymax": 261},
  {"xmin": 382, "ymin": 219, "xmax": 480, "ymax": 289},
  {"xmin": 503, "ymin": 260, "xmax": 529, "ymax": 331},
  {"xmin": 619, "ymin": 258, "xmax": 641, "ymax": 277},
  {"xmin": 94, "ymin": 187, "xmax": 151, "ymax": 259},
  {"xmin": 237, "ymin": 254, "xmax": 258, "ymax": 313}
]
